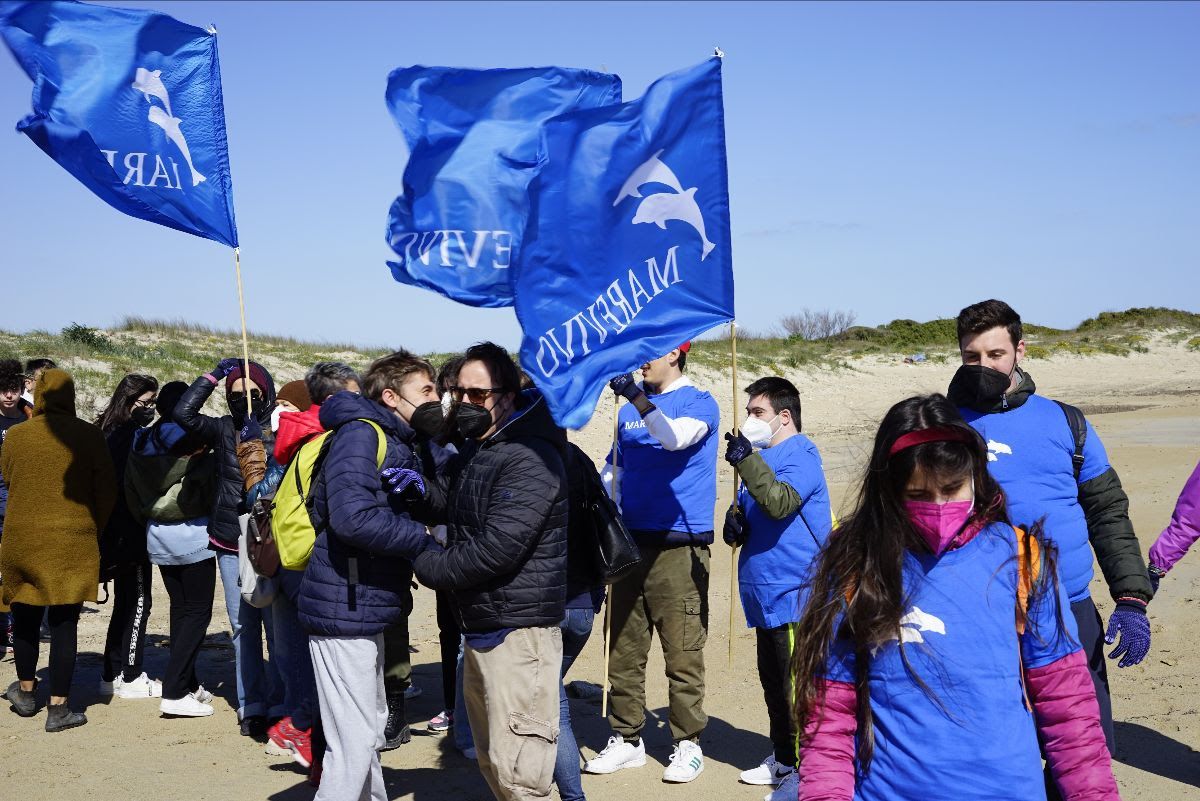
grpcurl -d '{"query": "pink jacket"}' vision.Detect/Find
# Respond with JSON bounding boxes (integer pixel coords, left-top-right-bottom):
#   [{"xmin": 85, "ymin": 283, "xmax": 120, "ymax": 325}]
[
  {"xmin": 800, "ymin": 650, "xmax": 1120, "ymax": 800},
  {"xmin": 1148, "ymin": 459, "xmax": 1200, "ymax": 573}
]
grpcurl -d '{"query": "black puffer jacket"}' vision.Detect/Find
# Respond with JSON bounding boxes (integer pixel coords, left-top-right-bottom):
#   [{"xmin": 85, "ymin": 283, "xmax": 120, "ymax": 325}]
[
  {"xmin": 413, "ymin": 390, "xmax": 568, "ymax": 633},
  {"xmin": 172, "ymin": 376, "xmax": 249, "ymax": 551}
]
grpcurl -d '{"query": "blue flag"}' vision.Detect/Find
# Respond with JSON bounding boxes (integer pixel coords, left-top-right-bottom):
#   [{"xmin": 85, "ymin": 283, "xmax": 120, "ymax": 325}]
[
  {"xmin": 513, "ymin": 58, "xmax": 734, "ymax": 429},
  {"xmin": 385, "ymin": 66, "xmax": 621, "ymax": 307},
  {"xmin": 0, "ymin": 0, "xmax": 238, "ymax": 247}
]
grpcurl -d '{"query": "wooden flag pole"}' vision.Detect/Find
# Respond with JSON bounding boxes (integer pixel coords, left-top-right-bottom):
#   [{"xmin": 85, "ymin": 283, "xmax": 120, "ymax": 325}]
[
  {"xmin": 233, "ymin": 247, "xmax": 252, "ymax": 420},
  {"xmin": 729, "ymin": 320, "xmax": 740, "ymax": 668},
  {"xmin": 602, "ymin": 397, "xmax": 620, "ymax": 717}
]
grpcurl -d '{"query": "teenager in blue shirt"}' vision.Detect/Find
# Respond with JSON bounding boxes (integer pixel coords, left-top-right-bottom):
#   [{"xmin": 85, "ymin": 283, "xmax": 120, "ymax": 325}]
[
  {"xmin": 792, "ymin": 394, "xmax": 1118, "ymax": 801},
  {"xmin": 948, "ymin": 299, "xmax": 1153, "ymax": 777},
  {"xmin": 722, "ymin": 377, "xmax": 832, "ymax": 801},
  {"xmin": 584, "ymin": 343, "xmax": 719, "ymax": 784}
]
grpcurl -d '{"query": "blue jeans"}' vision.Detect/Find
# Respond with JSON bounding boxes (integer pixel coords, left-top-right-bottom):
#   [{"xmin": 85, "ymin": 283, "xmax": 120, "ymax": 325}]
[
  {"xmin": 453, "ymin": 635, "xmax": 476, "ymax": 752},
  {"xmin": 272, "ymin": 569, "xmax": 316, "ymax": 730},
  {"xmin": 216, "ymin": 551, "xmax": 284, "ymax": 720},
  {"xmin": 555, "ymin": 607, "xmax": 596, "ymax": 801}
]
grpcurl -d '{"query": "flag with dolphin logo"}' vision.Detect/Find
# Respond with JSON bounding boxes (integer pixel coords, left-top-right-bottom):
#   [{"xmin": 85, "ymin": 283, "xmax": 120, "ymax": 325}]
[
  {"xmin": 0, "ymin": 0, "xmax": 238, "ymax": 247},
  {"xmin": 385, "ymin": 66, "xmax": 622, "ymax": 307},
  {"xmin": 512, "ymin": 57, "xmax": 734, "ymax": 429}
]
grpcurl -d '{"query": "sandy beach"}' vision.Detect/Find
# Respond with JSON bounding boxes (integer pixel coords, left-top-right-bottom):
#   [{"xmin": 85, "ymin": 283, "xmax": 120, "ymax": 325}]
[{"xmin": 3, "ymin": 341, "xmax": 1198, "ymax": 801}]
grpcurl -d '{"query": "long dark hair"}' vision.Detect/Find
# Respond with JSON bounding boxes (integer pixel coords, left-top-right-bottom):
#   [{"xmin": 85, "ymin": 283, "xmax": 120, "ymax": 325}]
[
  {"xmin": 790, "ymin": 393, "xmax": 1060, "ymax": 770},
  {"xmin": 95, "ymin": 374, "xmax": 158, "ymax": 435}
]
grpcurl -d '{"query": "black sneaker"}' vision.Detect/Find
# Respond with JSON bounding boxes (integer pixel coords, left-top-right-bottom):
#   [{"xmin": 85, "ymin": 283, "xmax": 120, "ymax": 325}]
[{"xmin": 240, "ymin": 714, "xmax": 268, "ymax": 739}]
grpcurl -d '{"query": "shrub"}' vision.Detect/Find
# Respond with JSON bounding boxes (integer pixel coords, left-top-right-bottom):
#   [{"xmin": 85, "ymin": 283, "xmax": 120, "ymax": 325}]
[{"xmin": 62, "ymin": 323, "xmax": 114, "ymax": 352}]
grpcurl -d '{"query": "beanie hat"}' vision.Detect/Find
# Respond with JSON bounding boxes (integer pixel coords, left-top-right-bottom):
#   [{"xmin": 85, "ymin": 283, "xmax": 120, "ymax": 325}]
[
  {"xmin": 156, "ymin": 381, "xmax": 189, "ymax": 422},
  {"xmin": 276, "ymin": 380, "xmax": 312, "ymax": 412},
  {"xmin": 225, "ymin": 361, "xmax": 276, "ymax": 406}
]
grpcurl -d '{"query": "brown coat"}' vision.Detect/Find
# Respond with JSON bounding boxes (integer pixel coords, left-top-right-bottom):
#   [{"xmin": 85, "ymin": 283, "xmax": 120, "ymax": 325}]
[{"xmin": 0, "ymin": 369, "xmax": 116, "ymax": 609}]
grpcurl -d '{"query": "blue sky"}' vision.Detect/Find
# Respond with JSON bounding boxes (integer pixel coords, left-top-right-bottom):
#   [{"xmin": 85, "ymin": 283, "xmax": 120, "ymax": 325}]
[{"xmin": 1, "ymin": 1, "xmax": 1196, "ymax": 353}]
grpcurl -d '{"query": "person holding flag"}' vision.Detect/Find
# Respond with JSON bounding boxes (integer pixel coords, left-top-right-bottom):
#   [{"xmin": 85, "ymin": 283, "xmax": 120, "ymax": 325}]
[
  {"xmin": 722, "ymin": 377, "xmax": 832, "ymax": 801},
  {"xmin": 584, "ymin": 343, "xmax": 719, "ymax": 783}
]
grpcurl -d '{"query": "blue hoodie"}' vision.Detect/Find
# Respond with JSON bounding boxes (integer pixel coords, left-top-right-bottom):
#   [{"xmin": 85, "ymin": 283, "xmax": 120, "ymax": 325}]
[{"xmin": 297, "ymin": 390, "xmax": 428, "ymax": 637}]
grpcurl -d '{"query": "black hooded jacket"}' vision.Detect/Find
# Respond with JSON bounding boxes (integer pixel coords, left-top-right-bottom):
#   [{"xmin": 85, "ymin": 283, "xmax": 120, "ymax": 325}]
[
  {"xmin": 173, "ymin": 369, "xmax": 276, "ymax": 551},
  {"xmin": 413, "ymin": 391, "xmax": 569, "ymax": 632}
]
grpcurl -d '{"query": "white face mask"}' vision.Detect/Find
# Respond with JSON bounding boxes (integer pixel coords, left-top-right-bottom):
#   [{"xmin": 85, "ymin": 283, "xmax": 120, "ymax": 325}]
[
  {"xmin": 270, "ymin": 406, "xmax": 286, "ymax": 433},
  {"xmin": 740, "ymin": 413, "xmax": 780, "ymax": 449}
]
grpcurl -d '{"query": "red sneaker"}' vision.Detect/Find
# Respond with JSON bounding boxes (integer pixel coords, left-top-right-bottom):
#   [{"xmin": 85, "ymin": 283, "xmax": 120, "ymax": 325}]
[
  {"xmin": 288, "ymin": 726, "xmax": 313, "ymax": 769},
  {"xmin": 267, "ymin": 716, "xmax": 295, "ymax": 751}
]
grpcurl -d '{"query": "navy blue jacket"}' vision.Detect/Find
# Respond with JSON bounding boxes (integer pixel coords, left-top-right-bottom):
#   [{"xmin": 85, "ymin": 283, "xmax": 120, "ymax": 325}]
[{"xmin": 297, "ymin": 391, "xmax": 427, "ymax": 637}]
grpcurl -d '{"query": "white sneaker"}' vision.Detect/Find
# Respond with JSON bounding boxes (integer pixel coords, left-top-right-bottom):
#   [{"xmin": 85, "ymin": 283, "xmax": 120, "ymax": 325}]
[
  {"xmin": 765, "ymin": 772, "xmax": 799, "ymax": 801},
  {"xmin": 583, "ymin": 736, "xmax": 647, "ymax": 774},
  {"xmin": 160, "ymin": 693, "xmax": 214, "ymax": 717},
  {"xmin": 193, "ymin": 685, "xmax": 213, "ymax": 704},
  {"xmin": 663, "ymin": 740, "xmax": 704, "ymax": 783},
  {"xmin": 117, "ymin": 672, "xmax": 163, "ymax": 699},
  {"xmin": 741, "ymin": 754, "xmax": 794, "ymax": 786},
  {"xmin": 98, "ymin": 676, "xmax": 124, "ymax": 696}
]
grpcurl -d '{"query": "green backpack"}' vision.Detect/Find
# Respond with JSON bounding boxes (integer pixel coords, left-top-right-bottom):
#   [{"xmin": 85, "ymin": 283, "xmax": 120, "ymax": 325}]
[{"xmin": 272, "ymin": 418, "xmax": 386, "ymax": 571}]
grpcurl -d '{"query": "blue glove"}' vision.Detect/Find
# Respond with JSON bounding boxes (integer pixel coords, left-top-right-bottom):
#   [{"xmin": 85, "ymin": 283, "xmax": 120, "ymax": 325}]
[
  {"xmin": 213, "ymin": 358, "xmax": 241, "ymax": 379},
  {"xmin": 381, "ymin": 467, "xmax": 426, "ymax": 499},
  {"xmin": 1105, "ymin": 600, "xmax": 1151, "ymax": 668},
  {"xmin": 608, "ymin": 373, "xmax": 643, "ymax": 402},
  {"xmin": 239, "ymin": 417, "xmax": 262, "ymax": 443},
  {"xmin": 1149, "ymin": 564, "xmax": 1166, "ymax": 595},
  {"xmin": 724, "ymin": 431, "xmax": 753, "ymax": 465}
]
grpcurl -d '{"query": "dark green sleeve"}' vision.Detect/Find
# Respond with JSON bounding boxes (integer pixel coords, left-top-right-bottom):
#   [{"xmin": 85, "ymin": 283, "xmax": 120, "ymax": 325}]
[
  {"xmin": 1080, "ymin": 466, "xmax": 1153, "ymax": 603},
  {"xmin": 737, "ymin": 452, "xmax": 801, "ymax": 520}
]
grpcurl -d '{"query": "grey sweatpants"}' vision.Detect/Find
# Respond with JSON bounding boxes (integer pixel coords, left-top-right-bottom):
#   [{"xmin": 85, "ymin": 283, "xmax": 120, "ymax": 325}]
[{"xmin": 310, "ymin": 634, "xmax": 387, "ymax": 801}]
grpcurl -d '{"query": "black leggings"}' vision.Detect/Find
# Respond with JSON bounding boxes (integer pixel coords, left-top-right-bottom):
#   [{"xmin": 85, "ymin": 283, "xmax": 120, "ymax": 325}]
[
  {"xmin": 159, "ymin": 559, "xmax": 216, "ymax": 701},
  {"xmin": 11, "ymin": 602, "xmax": 82, "ymax": 698},
  {"xmin": 103, "ymin": 559, "xmax": 154, "ymax": 683},
  {"xmin": 436, "ymin": 590, "xmax": 460, "ymax": 710}
]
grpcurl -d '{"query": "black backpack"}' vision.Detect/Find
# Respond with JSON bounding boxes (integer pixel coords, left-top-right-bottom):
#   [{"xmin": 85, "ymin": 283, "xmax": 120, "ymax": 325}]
[
  {"xmin": 563, "ymin": 442, "xmax": 640, "ymax": 587},
  {"xmin": 1054, "ymin": 401, "xmax": 1088, "ymax": 483}
]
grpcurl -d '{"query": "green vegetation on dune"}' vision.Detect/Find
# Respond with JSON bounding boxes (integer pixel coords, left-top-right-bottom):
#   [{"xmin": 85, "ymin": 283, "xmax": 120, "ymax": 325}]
[{"xmin": 1, "ymin": 307, "xmax": 1197, "ymax": 411}]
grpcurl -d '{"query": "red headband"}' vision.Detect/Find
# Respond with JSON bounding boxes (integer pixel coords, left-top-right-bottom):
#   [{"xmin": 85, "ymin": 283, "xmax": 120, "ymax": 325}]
[{"xmin": 888, "ymin": 426, "xmax": 975, "ymax": 456}]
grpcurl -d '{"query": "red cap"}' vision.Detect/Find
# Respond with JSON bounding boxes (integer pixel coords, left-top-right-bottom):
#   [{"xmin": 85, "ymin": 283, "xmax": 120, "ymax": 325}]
[{"xmin": 678, "ymin": 341, "xmax": 692, "ymax": 354}]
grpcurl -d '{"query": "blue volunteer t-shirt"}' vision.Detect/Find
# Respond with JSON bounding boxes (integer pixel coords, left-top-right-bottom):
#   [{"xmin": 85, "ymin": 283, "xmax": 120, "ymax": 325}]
[
  {"xmin": 823, "ymin": 523, "xmax": 1080, "ymax": 801},
  {"xmin": 959, "ymin": 394, "xmax": 1110, "ymax": 603},
  {"xmin": 737, "ymin": 434, "xmax": 832, "ymax": 629},
  {"xmin": 609, "ymin": 382, "xmax": 719, "ymax": 535}
]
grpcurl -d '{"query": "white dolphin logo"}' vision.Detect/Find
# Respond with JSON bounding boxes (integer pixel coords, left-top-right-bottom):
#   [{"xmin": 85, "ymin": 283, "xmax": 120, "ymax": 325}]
[
  {"xmin": 870, "ymin": 606, "xmax": 946, "ymax": 657},
  {"xmin": 987, "ymin": 439, "xmax": 1013, "ymax": 463},
  {"xmin": 131, "ymin": 67, "xmax": 206, "ymax": 187},
  {"xmin": 614, "ymin": 150, "xmax": 716, "ymax": 260}
]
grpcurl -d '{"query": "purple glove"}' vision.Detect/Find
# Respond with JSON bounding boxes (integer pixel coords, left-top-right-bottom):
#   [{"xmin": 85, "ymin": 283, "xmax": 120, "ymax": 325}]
[
  {"xmin": 381, "ymin": 467, "xmax": 426, "ymax": 499},
  {"xmin": 212, "ymin": 358, "xmax": 241, "ymax": 379},
  {"xmin": 608, "ymin": 373, "xmax": 643, "ymax": 402},
  {"xmin": 239, "ymin": 417, "xmax": 262, "ymax": 443},
  {"xmin": 1105, "ymin": 599, "xmax": 1150, "ymax": 668}
]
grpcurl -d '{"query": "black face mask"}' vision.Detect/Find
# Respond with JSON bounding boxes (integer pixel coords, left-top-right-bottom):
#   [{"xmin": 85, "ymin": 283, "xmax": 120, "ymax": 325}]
[
  {"xmin": 230, "ymin": 398, "xmax": 270, "ymax": 427},
  {"xmin": 455, "ymin": 402, "xmax": 493, "ymax": 440},
  {"xmin": 948, "ymin": 364, "xmax": 1012, "ymax": 411},
  {"xmin": 409, "ymin": 401, "xmax": 445, "ymax": 439},
  {"xmin": 131, "ymin": 406, "xmax": 156, "ymax": 427}
]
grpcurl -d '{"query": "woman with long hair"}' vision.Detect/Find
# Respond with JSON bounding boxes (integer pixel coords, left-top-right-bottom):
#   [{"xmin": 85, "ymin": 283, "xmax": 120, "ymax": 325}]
[
  {"xmin": 792, "ymin": 394, "xmax": 1118, "ymax": 801},
  {"xmin": 95, "ymin": 373, "xmax": 161, "ymax": 698}
]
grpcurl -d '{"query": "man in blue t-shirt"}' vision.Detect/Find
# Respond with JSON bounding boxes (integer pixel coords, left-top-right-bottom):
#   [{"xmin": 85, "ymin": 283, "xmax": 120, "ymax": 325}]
[
  {"xmin": 584, "ymin": 342, "xmax": 718, "ymax": 785},
  {"xmin": 722, "ymin": 376, "xmax": 831, "ymax": 801},
  {"xmin": 948, "ymin": 299, "xmax": 1153, "ymax": 771}
]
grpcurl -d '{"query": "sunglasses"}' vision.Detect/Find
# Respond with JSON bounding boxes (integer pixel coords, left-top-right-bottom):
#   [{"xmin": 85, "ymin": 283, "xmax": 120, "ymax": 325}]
[
  {"xmin": 450, "ymin": 386, "xmax": 503, "ymax": 404},
  {"xmin": 132, "ymin": 398, "xmax": 157, "ymax": 409},
  {"xmin": 228, "ymin": 390, "xmax": 264, "ymax": 405}
]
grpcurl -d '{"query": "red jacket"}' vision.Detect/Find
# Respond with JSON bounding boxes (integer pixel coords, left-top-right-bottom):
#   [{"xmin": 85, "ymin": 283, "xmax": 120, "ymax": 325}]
[{"xmin": 274, "ymin": 404, "xmax": 325, "ymax": 466}]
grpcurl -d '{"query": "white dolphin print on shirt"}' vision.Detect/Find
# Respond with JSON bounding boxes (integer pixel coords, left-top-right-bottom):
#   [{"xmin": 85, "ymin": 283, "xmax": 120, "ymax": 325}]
[
  {"xmin": 871, "ymin": 606, "xmax": 946, "ymax": 657},
  {"xmin": 987, "ymin": 439, "xmax": 1013, "ymax": 462}
]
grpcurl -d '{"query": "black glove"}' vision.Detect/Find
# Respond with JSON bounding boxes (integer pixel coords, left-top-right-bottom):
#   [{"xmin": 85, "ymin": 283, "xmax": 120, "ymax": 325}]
[
  {"xmin": 723, "ymin": 504, "xmax": 747, "ymax": 547},
  {"xmin": 1149, "ymin": 564, "xmax": 1166, "ymax": 595},
  {"xmin": 212, "ymin": 357, "xmax": 241, "ymax": 379},
  {"xmin": 609, "ymin": 373, "xmax": 643, "ymax": 402},
  {"xmin": 239, "ymin": 417, "xmax": 262, "ymax": 443},
  {"xmin": 724, "ymin": 431, "xmax": 753, "ymax": 465}
]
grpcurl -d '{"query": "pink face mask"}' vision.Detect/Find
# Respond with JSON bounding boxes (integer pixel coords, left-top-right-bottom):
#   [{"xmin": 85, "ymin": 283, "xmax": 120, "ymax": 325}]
[{"xmin": 905, "ymin": 499, "xmax": 975, "ymax": 556}]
